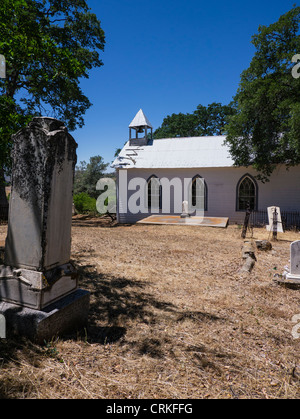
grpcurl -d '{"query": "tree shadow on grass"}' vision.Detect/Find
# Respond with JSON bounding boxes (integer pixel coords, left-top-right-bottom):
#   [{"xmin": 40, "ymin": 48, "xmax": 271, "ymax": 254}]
[
  {"xmin": 71, "ymin": 215, "xmax": 133, "ymax": 229},
  {"xmin": 74, "ymin": 262, "xmax": 178, "ymax": 344},
  {"xmin": 0, "ymin": 336, "xmax": 45, "ymax": 399},
  {"xmin": 73, "ymin": 261, "xmax": 233, "ymax": 369},
  {"xmin": 0, "ymin": 259, "xmax": 235, "ymax": 398}
]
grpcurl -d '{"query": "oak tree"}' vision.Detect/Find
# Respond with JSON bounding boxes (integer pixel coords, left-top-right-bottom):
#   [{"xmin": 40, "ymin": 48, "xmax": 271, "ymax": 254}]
[
  {"xmin": 225, "ymin": 6, "xmax": 300, "ymax": 181},
  {"xmin": 0, "ymin": 0, "xmax": 105, "ymax": 206}
]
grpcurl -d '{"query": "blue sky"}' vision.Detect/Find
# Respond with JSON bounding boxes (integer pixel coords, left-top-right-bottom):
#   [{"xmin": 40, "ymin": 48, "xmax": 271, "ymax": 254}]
[{"xmin": 74, "ymin": 0, "xmax": 298, "ymax": 170}]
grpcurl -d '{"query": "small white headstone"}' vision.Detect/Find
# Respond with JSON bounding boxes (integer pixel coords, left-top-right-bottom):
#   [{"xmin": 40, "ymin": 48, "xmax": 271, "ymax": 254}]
[
  {"xmin": 283, "ymin": 240, "xmax": 300, "ymax": 284},
  {"xmin": 266, "ymin": 206, "xmax": 283, "ymax": 233},
  {"xmin": 180, "ymin": 201, "xmax": 190, "ymax": 218},
  {"xmin": 290, "ymin": 241, "xmax": 300, "ymax": 276},
  {"xmin": 182, "ymin": 201, "xmax": 188, "ymax": 214}
]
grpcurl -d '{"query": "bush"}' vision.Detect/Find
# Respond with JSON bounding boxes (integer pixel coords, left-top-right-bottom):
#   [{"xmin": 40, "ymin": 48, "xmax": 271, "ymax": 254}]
[{"xmin": 73, "ymin": 193, "xmax": 97, "ymax": 214}]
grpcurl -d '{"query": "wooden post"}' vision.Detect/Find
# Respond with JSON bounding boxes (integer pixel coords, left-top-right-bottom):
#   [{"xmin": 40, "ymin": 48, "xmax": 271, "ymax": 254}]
[{"xmin": 241, "ymin": 201, "xmax": 252, "ymax": 239}]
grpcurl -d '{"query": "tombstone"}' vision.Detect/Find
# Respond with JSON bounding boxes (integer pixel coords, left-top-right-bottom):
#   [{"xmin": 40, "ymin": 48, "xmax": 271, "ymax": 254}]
[
  {"xmin": 0, "ymin": 118, "xmax": 90, "ymax": 342},
  {"xmin": 180, "ymin": 201, "xmax": 190, "ymax": 218},
  {"xmin": 266, "ymin": 206, "xmax": 283, "ymax": 234},
  {"xmin": 284, "ymin": 240, "xmax": 300, "ymax": 284}
]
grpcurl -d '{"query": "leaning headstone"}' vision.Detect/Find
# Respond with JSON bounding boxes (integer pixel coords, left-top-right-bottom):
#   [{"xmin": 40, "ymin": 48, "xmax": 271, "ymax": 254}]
[
  {"xmin": 0, "ymin": 117, "xmax": 90, "ymax": 342},
  {"xmin": 266, "ymin": 206, "xmax": 283, "ymax": 234}
]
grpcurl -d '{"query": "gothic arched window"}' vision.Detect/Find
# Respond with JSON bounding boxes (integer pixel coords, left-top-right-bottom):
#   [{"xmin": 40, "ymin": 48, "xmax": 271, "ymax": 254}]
[
  {"xmin": 191, "ymin": 175, "xmax": 207, "ymax": 211},
  {"xmin": 147, "ymin": 176, "xmax": 162, "ymax": 211},
  {"xmin": 237, "ymin": 175, "xmax": 257, "ymax": 211}
]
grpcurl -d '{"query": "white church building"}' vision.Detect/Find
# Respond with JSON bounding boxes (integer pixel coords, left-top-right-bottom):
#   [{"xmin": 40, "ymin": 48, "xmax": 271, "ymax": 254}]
[{"xmin": 112, "ymin": 110, "xmax": 300, "ymax": 225}]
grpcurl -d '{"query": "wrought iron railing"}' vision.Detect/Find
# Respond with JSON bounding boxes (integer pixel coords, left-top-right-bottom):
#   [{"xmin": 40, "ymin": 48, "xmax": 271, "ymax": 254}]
[{"xmin": 250, "ymin": 210, "xmax": 300, "ymax": 230}]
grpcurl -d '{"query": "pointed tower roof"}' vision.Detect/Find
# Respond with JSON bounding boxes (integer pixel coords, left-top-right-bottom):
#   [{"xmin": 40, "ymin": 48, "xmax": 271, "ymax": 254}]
[{"xmin": 129, "ymin": 109, "xmax": 153, "ymax": 129}]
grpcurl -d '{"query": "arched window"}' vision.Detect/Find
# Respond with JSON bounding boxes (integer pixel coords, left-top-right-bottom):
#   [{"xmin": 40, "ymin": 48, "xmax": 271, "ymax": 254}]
[
  {"xmin": 237, "ymin": 174, "xmax": 257, "ymax": 211},
  {"xmin": 147, "ymin": 176, "xmax": 162, "ymax": 211},
  {"xmin": 191, "ymin": 175, "xmax": 207, "ymax": 211}
]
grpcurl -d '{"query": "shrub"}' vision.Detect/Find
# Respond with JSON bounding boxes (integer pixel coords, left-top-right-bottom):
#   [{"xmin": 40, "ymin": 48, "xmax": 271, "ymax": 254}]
[{"xmin": 73, "ymin": 193, "xmax": 97, "ymax": 214}]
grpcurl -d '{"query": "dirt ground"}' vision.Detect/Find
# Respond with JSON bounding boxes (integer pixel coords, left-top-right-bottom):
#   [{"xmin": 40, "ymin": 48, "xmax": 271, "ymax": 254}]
[{"xmin": 0, "ymin": 216, "xmax": 300, "ymax": 399}]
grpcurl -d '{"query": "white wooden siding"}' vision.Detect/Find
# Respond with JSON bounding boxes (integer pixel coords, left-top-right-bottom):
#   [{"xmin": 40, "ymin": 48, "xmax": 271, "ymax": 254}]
[{"xmin": 117, "ymin": 165, "xmax": 300, "ymax": 224}]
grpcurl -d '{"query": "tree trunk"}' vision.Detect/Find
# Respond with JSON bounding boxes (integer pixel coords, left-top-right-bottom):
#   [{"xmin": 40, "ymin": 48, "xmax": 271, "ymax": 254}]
[{"xmin": 0, "ymin": 167, "xmax": 9, "ymax": 220}]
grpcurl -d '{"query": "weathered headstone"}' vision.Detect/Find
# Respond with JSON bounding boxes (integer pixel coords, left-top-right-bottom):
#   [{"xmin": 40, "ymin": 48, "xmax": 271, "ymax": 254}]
[
  {"xmin": 284, "ymin": 240, "xmax": 300, "ymax": 284},
  {"xmin": 0, "ymin": 118, "xmax": 90, "ymax": 341},
  {"xmin": 180, "ymin": 201, "xmax": 190, "ymax": 218},
  {"xmin": 266, "ymin": 206, "xmax": 283, "ymax": 234}
]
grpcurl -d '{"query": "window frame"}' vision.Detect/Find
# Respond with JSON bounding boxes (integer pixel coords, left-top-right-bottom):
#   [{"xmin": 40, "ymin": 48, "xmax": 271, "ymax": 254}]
[
  {"xmin": 147, "ymin": 175, "xmax": 162, "ymax": 211},
  {"xmin": 236, "ymin": 174, "xmax": 258, "ymax": 212},
  {"xmin": 191, "ymin": 175, "xmax": 208, "ymax": 212}
]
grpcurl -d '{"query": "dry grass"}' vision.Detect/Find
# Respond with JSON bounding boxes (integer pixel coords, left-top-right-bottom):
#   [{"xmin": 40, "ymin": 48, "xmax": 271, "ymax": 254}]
[{"xmin": 0, "ymin": 217, "xmax": 300, "ymax": 399}]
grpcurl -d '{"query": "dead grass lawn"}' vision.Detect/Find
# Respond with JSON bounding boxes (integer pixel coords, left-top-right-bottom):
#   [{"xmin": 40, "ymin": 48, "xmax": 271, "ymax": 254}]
[{"xmin": 0, "ymin": 217, "xmax": 300, "ymax": 399}]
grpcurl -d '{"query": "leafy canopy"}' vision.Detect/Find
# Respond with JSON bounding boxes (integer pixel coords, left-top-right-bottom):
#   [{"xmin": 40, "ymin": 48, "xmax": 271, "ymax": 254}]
[
  {"xmin": 225, "ymin": 6, "xmax": 300, "ymax": 181},
  {"xmin": 73, "ymin": 192, "xmax": 97, "ymax": 214},
  {"xmin": 74, "ymin": 155, "xmax": 109, "ymax": 199},
  {"xmin": 0, "ymin": 0, "xmax": 105, "ymax": 169},
  {"xmin": 154, "ymin": 102, "xmax": 236, "ymax": 139}
]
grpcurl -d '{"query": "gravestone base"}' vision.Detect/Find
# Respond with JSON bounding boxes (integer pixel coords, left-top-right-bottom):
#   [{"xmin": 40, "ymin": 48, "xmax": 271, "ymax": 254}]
[
  {"xmin": 0, "ymin": 289, "xmax": 90, "ymax": 343},
  {"xmin": 0, "ymin": 263, "xmax": 78, "ymax": 310},
  {"xmin": 281, "ymin": 273, "xmax": 300, "ymax": 285},
  {"xmin": 180, "ymin": 213, "xmax": 190, "ymax": 218},
  {"xmin": 277, "ymin": 240, "xmax": 300, "ymax": 286}
]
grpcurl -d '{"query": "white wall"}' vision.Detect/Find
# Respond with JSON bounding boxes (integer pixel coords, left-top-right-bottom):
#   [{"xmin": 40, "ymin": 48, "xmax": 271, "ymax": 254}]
[{"xmin": 117, "ymin": 165, "xmax": 300, "ymax": 224}]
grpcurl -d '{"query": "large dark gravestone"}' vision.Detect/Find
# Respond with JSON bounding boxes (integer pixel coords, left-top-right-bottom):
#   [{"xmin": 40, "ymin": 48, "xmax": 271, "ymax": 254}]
[{"xmin": 0, "ymin": 118, "xmax": 90, "ymax": 341}]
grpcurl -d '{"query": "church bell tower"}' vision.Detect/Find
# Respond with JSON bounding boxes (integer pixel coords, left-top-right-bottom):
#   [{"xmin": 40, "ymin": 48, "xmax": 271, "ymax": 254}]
[{"xmin": 129, "ymin": 109, "xmax": 153, "ymax": 146}]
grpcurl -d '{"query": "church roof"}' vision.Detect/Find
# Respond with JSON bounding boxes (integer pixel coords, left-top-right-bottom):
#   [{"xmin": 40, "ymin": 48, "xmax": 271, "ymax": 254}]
[
  {"xmin": 129, "ymin": 109, "xmax": 153, "ymax": 129},
  {"xmin": 112, "ymin": 136, "xmax": 235, "ymax": 169}
]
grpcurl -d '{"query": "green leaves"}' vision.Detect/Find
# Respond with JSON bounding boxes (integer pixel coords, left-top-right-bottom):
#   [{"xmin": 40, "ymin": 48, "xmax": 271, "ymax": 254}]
[
  {"xmin": 74, "ymin": 156, "xmax": 109, "ymax": 199},
  {"xmin": 225, "ymin": 6, "xmax": 300, "ymax": 180},
  {"xmin": 0, "ymin": 0, "xmax": 105, "ymax": 170},
  {"xmin": 154, "ymin": 103, "xmax": 236, "ymax": 139},
  {"xmin": 154, "ymin": 113, "xmax": 197, "ymax": 139}
]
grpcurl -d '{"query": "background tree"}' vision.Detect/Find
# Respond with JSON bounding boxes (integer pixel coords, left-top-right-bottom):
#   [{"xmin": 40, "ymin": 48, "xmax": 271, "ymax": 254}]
[
  {"xmin": 194, "ymin": 102, "xmax": 236, "ymax": 136},
  {"xmin": 154, "ymin": 112, "xmax": 197, "ymax": 138},
  {"xmin": 0, "ymin": 0, "xmax": 105, "ymax": 206},
  {"xmin": 154, "ymin": 103, "xmax": 236, "ymax": 139},
  {"xmin": 74, "ymin": 155, "xmax": 109, "ymax": 199},
  {"xmin": 225, "ymin": 6, "xmax": 300, "ymax": 181}
]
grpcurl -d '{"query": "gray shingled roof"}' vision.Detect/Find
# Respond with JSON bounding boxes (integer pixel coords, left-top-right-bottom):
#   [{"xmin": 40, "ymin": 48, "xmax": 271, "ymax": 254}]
[
  {"xmin": 112, "ymin": 136, "xmax": 235, "ymax": 169},
  {"xmin": 129, "ymin": 109, "xmax": 153, "ymax": 129}
]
